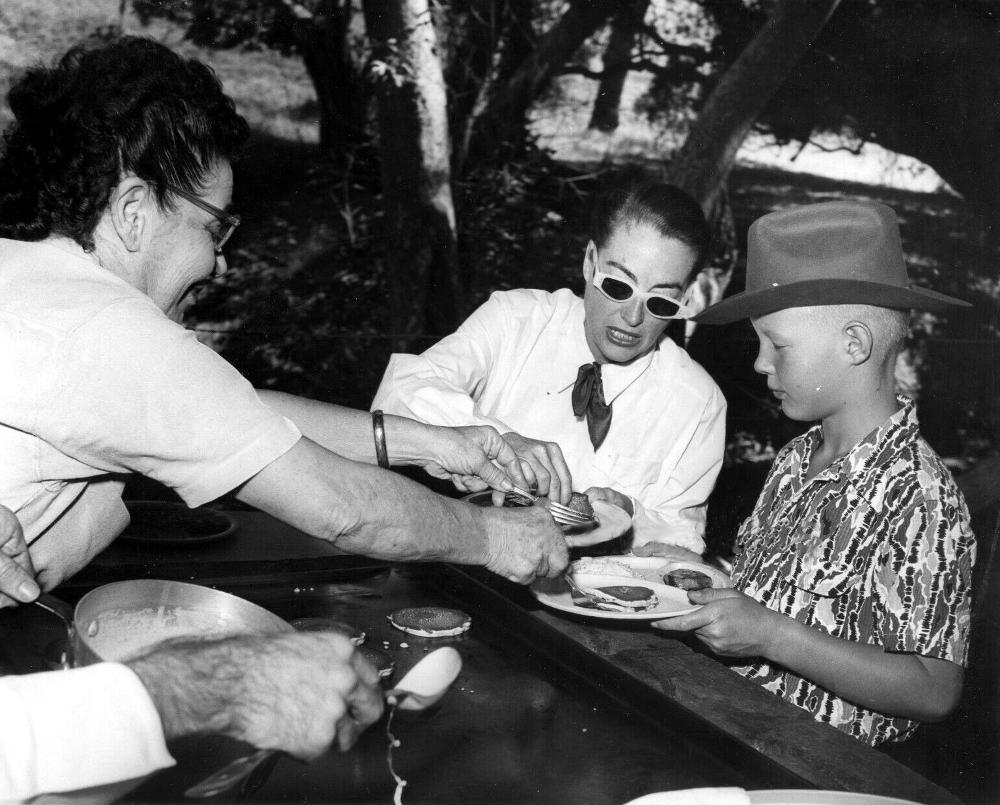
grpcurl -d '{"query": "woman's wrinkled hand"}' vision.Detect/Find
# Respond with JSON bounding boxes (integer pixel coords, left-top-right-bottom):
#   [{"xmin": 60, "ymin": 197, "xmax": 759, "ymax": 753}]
[
  {"xmin": 481, "ymin": 506, "xmax": 569, "ymax": 584},
  {"xmin": 498, "ymin": 431, "xmax": 573, "ymax": 505},
  {"xmin": 413, "ymin": 424, "xmax": 533, "ymax": 495}
]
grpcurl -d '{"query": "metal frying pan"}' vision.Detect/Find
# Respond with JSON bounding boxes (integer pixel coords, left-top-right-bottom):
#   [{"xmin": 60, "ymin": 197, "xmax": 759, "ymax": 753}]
[
  {"xmin": 29, "ymin": 579, "xmax": 294, "ymax": 800},
  {"xmin": 35, "ymin": 578, "xmax": 293, "ymax": 667}
]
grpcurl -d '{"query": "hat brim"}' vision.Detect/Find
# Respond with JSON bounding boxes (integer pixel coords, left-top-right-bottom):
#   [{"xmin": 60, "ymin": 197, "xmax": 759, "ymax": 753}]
[{"xmin": 693, "ymin": 279, "xmax": 972, "ymax": 325}]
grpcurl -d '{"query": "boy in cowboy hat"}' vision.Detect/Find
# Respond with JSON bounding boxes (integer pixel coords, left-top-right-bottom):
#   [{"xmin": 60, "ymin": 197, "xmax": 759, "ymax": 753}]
[{"xmin": 653, "ymin": 200, "xmax": 976, "ymax": 746}]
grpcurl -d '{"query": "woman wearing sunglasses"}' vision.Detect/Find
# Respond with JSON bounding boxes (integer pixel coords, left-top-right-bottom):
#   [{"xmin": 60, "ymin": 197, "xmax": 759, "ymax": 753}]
[{"xmin": 374, "ymin": 182, "xmax": 726, "ymax": 553}]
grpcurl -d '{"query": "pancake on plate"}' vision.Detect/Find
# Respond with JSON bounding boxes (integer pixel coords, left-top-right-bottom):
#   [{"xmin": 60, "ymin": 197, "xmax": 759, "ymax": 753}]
[
  {"xmin": 388, "ymin": 607, "xmax": 471, "ymax": 637},
  {"xmin": 587, "ymin": 585, "xmax": 658, "ymax": 612},
  {"xmin": 663, "ymin": 568, "xmax": 715, "ymax": 591},
  {"xmin": 567, "ymin": 492, "xmax": 595, "ymax": 519}
]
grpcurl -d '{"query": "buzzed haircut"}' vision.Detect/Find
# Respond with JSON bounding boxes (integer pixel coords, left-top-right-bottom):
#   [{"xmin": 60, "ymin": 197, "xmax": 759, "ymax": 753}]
[{"xmin": 813, "ymin": 304, "xmax": 910, "ymax": 359}]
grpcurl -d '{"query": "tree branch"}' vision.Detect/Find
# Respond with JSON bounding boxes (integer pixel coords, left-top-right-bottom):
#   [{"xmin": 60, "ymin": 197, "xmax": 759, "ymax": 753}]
[{"xmin": 638, "ymin": 23, "xmax": 713, "ymax": 64}]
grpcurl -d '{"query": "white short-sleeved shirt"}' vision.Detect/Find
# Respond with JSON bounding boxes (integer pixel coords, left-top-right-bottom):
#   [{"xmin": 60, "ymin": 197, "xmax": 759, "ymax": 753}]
[
  {"xmin": 0, "ymin": 238, "xmax": 301, "ymax": 583},
  {"xmin": 372, "ymin": 288, "xmax": 726, "ymax": 551}
]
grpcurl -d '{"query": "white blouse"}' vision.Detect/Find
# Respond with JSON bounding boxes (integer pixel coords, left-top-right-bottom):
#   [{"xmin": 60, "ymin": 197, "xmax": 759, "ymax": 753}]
[{"xmin": 373, "ymin": 288, "xmax": 726, "ymax": 552}]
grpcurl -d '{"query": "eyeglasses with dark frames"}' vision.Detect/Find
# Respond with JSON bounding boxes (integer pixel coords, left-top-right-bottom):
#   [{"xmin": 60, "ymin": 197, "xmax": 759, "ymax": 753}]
[{"xmin": 165, "ymin": 184, "xmax": 241, "ymax": 253}]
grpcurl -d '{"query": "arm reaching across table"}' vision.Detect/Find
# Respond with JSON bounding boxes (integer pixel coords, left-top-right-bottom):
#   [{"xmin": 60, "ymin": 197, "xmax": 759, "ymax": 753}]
[
  {"xmin": 371, "ymin": 293, "xmax": 575, "ymax": 504},
  {"xmin": 235, "ymin": 437, "xmax": 569, "ymax": 584},
  {"xmin": 256, "ymin": 389, "xmax": 533, "ymax": 494}
]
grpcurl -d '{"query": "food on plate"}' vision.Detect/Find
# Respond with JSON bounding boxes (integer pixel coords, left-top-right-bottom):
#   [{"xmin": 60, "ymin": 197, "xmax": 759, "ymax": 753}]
[
  {"xmin": 388, "ymin": 607, "xmax": 471, "ymax": 638},
  {"xmin": 567, "ymin": 492, "xmax": 595, "ymax": 519},
  {"xmin": 358, "ymin": 645, "xmax": 396, "ymax": 679},
  {"xmin": 571, "ymin": 557, "xmax": 643, "ymax": 579},
  {"xmin": 663, "ymin": 568, "xmax": 714, "ymax": 591},
  {"xmin": 588, "ymin": 585, "xmax": 658, "ymax": 612},
  {"xmin": 289, "ymin": 617, "xmax": 366, "ymax": 645}
]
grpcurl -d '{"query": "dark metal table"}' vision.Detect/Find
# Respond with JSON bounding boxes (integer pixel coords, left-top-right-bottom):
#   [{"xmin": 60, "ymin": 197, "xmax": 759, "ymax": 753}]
[{"xmin": 1, "ymin": 511, "xmax": 961, "ymax": 804}]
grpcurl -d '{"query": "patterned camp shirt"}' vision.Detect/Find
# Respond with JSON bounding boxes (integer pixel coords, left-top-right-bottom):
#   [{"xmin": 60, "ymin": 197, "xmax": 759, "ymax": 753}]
[{"xmin": 730, "ymin": 397, "xmax": 975, "ymax": 746}]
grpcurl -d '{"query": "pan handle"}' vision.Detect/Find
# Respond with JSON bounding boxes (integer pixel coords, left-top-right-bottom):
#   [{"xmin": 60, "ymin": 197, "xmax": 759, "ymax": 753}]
[
  {"xmin": 31, "ymin": 592, "xmax": 76, "ymax": 669},
  {"xmin": 184, "ymin": 749, "xmax": 280, "ymax": 798},
  {"xmin": 33, "ymin": 592, "xmax": 75, "ymax": 626}
]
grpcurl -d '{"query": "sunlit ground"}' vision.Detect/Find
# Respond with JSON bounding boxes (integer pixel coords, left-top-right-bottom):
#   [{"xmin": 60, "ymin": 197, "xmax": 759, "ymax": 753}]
[{"xmin": 531, "ymin": 72, "xmax": 950, "ymax": 194}]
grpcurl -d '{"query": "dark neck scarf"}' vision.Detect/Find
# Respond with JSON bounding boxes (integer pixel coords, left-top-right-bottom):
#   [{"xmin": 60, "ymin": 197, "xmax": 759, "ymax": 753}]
[{"xmin": 572, "ymin": 362, "xmax": 612, "ymax": 450}]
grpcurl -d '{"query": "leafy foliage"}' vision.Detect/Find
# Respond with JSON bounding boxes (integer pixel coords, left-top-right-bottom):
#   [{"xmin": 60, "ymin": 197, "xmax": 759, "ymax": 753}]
[{"xmin": 132, "ymin": 0, "xmax": 301, "ymax": 51}]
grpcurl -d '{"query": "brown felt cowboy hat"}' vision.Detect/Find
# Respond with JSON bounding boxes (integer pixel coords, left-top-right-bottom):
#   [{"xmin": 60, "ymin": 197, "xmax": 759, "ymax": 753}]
[{"xmin": 694, "ymin": 200, "xmax": 971, "ymax": 325}]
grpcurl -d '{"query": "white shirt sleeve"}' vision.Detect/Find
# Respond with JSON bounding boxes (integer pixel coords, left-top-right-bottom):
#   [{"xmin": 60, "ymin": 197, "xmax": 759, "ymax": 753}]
[
  {"xmin": 0, "ymin": 664, "xmax": 174, "ymax": 803},
  {"xmin": 629, "ymin": 383, "xmax": 727, "ymax": 553},
  {"xmin": 34, "ymin": 297, "xmax": 301, "ymax": 508},
  {"xmin": 372, "ymin": 293, "xmax": 515, "ymax": 434}
]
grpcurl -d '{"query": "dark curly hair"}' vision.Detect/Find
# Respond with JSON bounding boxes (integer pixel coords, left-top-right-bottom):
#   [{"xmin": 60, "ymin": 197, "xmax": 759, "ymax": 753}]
[
  {"xmin": 0, "ymin": 36, "xmax": 249, "ymax": 251},
  {"xmin": 590, "ymin": 182, "xmax": 712, "ymax": 274}
]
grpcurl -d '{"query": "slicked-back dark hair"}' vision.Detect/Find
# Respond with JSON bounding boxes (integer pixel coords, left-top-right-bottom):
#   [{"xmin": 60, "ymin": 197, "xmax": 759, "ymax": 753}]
[
  {"xmin": 589, "ymin": 182, "xmax": 712, "ymax": 274},
  {"xmin": 0, "ymin": 36, "xmax": 249, "ymax": 251}
]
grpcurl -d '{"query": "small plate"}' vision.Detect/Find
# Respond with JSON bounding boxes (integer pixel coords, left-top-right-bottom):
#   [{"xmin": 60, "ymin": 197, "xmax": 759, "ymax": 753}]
[
  {"xmin": 531, "ymin": 573, "xmax": 701, "ymax": 620},
  {"xmin": 564, "ymin": 500, "xmax": 632, "ymax": 547},
  {"xmin": 120, "ymin": 502, "xmax": 238, "ymax": 545}
]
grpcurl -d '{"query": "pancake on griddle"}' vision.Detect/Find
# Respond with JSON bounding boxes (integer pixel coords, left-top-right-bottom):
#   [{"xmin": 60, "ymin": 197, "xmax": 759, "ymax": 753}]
[{"xmin": 388, "ymin": 607, "xmax": 471, "ymax": 637}]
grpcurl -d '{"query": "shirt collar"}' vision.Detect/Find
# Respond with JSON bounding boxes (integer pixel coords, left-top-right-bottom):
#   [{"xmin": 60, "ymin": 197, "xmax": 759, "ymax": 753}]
[
  {"xmin": 800, "ymin": 396, "xmax": 919, "ymax": 487},
  {"xmin": 555, "ymin": 297, "xmax": 662, "ymax": 404}
]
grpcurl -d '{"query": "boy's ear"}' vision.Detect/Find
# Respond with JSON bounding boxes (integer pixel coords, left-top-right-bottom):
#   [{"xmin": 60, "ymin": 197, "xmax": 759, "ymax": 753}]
[{"xmin": 843, "ymin": 321, "xmax": 874, "ymax": 365}]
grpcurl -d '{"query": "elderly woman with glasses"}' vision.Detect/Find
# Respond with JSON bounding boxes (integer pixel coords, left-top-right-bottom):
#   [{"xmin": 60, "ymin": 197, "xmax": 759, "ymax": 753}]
[
  {"xmin": 0, "ymin": 37, "xmax": 569, "ymax": 594},
  {"xmin": 0, "ymin": 34, "xmax": 571, "ymax": 799},
  {"xmin": 373, "ymin": 183, "xmax": 726, "ymax": 554}
]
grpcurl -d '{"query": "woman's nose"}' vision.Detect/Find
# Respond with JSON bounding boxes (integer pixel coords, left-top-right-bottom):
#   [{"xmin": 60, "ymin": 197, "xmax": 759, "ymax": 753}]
[
  {"xmin": 212, "ymin": 252, "xmax": 228, "ymax": 278},
  {"xmin": 622, "ymin": 296, "xmax": 644, "ymax": 327}
]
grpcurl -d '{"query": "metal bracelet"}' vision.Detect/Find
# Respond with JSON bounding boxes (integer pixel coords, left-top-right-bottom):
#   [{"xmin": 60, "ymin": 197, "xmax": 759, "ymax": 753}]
[{"xmin": 372, "ymin": 409, "xmax": 390, "ymax": 469}]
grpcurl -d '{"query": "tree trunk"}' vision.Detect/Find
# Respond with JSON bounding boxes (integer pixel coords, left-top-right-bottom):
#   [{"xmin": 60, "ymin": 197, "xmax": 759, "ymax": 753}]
[
  {"xmin": 667, "ymin": 0, "xmax": 842, "ymax": 216},
  {"xmin": 279, "ymin": 0, "xmax": 365, "ymax": 159},
  {"xmin": 363, "ymin": 0, "xmax": 461, "ymax": 346},
  {"xmin": 466, "ymin": 0, "xmax": 620, "ymax": 167},
  {"xmin": 450, "ymin": 0, "xmax": 533, "ymax": 176},
  {"xmin": 588, "ymin": 0, "xmax": 649, "ymax": 133},
  {"xmin": 666, "ymin": 0, "xmax": 840, "ymax": 334}
]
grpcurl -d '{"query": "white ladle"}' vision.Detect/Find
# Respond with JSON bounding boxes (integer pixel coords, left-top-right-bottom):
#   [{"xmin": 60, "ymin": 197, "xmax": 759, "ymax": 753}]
[
  {"xmin": 384, "ymin": 645, "xmax": 462, "ymax": 710},
  {"xmin": 184, "ymin": 646, "xmax": 463, "ymax": 798}
]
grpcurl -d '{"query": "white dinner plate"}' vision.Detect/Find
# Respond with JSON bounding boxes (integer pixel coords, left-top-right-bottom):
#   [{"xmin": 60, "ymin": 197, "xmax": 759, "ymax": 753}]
[
  {"xmin": 564, "ymin": 500, "xmax": 633, "ymax": 547},
  {"xmin": 531, "ymin": 573, "xmax": 702, "ymax": 620},
  {"xmin": 747, "ymin": 791, "xmax": 922, "ymax": 805},
  {"xmin": 621, "ymin": 790, "xmax": 921, "ymax": 805},
  {"xmin": 570, "ymin": 555, "xmax": 732, "ymax": 589}
]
